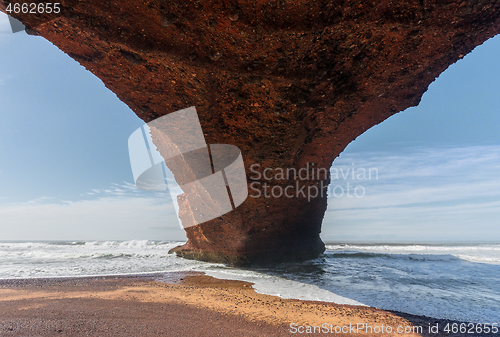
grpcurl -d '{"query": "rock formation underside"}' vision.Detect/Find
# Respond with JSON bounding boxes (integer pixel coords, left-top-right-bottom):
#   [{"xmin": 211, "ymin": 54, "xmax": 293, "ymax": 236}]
[{"xmin": 4, "ymin": 0, "xmax": 500, "ymax": 266}]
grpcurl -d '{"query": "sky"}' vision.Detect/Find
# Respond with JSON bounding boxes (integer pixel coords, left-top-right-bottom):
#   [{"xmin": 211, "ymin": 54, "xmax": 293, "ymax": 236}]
[
  {"xmin": 0, "ymin": 12, "xmax": 184, "ymax": 241},
  {"xmin": 0, "ymin": 12, "xmax": 499, "ymax": 243}
]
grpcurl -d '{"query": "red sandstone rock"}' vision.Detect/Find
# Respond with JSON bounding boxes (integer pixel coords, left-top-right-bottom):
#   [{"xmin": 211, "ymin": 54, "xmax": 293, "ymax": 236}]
[{"xmin": 4, "ymin": 0, "xmax": 500, "ymax": 265}]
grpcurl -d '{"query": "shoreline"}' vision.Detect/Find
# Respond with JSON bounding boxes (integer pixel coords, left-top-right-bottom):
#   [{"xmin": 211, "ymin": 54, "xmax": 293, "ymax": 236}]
[{"xmin": 0, "ymin": 272, "xmax": 491, "ymax": 336}]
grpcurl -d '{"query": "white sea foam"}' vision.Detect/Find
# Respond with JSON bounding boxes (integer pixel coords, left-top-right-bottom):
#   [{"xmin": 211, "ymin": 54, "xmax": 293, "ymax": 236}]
[
  {"xmin": 1, "ymin": 241, "xmax": 499, "ymax": 322},
  {"xmin": 204, "ymin": 269, "xmax": 366, "ymax": 306},
  {"xmin": 0, "ymin": 240, "xmax": 361, "ymax": 305},
  {"xmin": 326, "ymin": 243, "xmax": 500, "ymax": 265}
]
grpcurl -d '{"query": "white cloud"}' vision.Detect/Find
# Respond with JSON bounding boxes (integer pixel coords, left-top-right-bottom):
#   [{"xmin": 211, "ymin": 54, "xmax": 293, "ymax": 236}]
[
  {"xmin": 323, "ymin": 145, "xmax": 500, "ymax": 242},
  {"xmin": 0, "ymin": 183, "xmax": 186, "ymax": 241},
  {"xmin": 5, "ymin": 145, "xmax": 500, "ymax": 243}
]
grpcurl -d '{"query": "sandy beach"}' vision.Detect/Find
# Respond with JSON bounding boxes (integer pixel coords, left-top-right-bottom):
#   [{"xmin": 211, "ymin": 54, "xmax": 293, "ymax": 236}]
[{"xmin": 0, "ymin": 272, "xmax": 491, "ymax": 337}]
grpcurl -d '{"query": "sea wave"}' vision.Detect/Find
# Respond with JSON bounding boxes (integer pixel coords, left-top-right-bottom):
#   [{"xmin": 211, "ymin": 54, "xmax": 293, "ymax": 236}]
[
  {"xmin": 0, "ymin": 241, "xmax": 498, "ymax": 323},
  {"xmin": 325, "ymin": 244, "xmax": 500, "ymax": 265},
  {"xmin": 325, "ymin": 250, "xmax": 462, "ymax": 262},
  {"xmin": 326, "ymin": 243, "xmax": 500, "ymax": 251}
]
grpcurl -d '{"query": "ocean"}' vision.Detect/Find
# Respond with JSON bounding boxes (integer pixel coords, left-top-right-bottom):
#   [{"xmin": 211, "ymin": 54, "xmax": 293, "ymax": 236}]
[{"xmin": 0, "ymin": 241, "xmax": 498, "ymax": 323}]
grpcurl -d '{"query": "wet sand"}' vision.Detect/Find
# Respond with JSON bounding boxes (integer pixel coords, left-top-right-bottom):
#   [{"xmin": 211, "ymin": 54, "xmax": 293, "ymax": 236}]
[{"xmin": 0, "ymin": 273, "xmax": 490, "ymax": 336}]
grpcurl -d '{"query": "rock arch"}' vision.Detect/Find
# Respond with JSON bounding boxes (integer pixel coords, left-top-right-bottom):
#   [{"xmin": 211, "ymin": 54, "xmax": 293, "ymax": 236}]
[{"xmin": 4, "ymin": 0, "xmax": 500, "ymax": 265}]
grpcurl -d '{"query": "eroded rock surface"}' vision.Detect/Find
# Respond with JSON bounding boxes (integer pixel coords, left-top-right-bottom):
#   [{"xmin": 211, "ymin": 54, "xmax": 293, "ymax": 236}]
[{"xmin": 4, "ymin": 0, "xmax": 500, "ymax": 265}]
